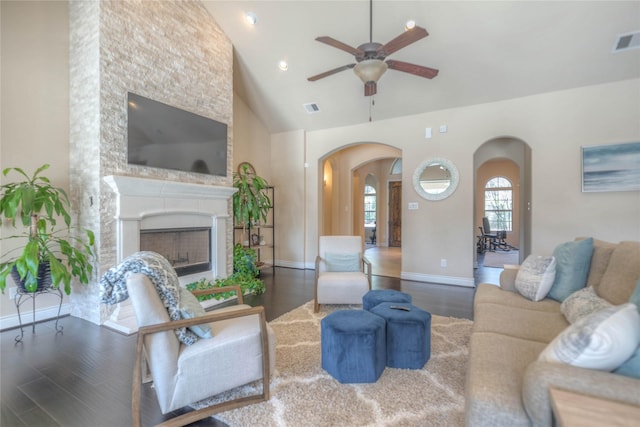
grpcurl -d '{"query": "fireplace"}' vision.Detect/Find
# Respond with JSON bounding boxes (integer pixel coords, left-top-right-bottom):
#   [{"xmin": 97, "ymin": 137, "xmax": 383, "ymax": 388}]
[
  {"xmin": 102, "ymin": 175, "xmax": 236, "ymax": 333},
  {"xmin": 140, "ymin": 227, "xmax": 212, "ymax": 276}
]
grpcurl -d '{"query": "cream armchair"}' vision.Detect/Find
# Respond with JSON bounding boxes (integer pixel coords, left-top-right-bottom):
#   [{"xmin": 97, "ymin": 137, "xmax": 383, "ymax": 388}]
[
  {"xmin": 126, "ymin": 274, "xmax": 276, "ymax": 427},
  {"xmin": 314, "ymin": 235, "xmax": 372, "ymax": 313}
]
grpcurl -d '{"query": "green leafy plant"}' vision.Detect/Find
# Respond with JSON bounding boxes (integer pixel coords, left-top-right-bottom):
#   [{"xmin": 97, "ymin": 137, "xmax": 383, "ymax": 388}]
[
  {"xmin": 0, "ymin": 164, "xmax": 95, "ymax": 294},
  {"xmin": 233, "ymin": 242, "xmax": 259, "ymax": 277},
  {"xmin": 186, "ymin": 244, "xmax": 265, "ymax": 301},
  {"xmin": 233, "ymin": 163, "xmax": 272, "ymax": 241}
]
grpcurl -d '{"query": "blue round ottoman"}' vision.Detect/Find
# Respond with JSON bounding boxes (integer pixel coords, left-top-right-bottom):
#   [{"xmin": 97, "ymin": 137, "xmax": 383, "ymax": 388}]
[
  {"xmin": 370, "ymin": 302, "xmax": 431, "ymax": 369},
  {"xmin": 321, "ymin": 310, "xmax": 386, "ymax": 383},
  {"xmin": 362, "ymin": 289, "xmax": 412, "ymax": 311}
]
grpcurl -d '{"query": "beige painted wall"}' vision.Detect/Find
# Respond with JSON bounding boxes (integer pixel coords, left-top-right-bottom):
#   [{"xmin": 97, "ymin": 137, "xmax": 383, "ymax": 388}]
[
  {"xmin": 322, "ymin": 159, "xmax": 334, "ymax": 235},
  {"xmin": 293, "ymin": 79, "xmax": 640, "ymax": 285},
  {"xmin": 270, "ymin": 130, "xmax": 305, "ymax": 267},
  {"xmin": 0, "ymin": 1, "xmax": 71, "ymax": 323},
  {"xmin": 233, "ymin": 93, "xmax": 271, "ymax": 178}
]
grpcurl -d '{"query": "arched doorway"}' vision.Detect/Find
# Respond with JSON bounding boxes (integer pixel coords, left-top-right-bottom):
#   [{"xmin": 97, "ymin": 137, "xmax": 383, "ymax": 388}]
[
  {"xmin": 474, "ymin": 137, "xmax": 532, "ymax": 269},
  {"xmin": 318, "ymin": 143, "xmax": 402, "ymax": 277}
]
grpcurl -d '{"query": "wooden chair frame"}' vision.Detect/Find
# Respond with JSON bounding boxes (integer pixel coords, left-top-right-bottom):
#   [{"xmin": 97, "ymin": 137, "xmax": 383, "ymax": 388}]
[{"xmin": 132, "ymin": 286, "xmax": 271, "ymax": 427}]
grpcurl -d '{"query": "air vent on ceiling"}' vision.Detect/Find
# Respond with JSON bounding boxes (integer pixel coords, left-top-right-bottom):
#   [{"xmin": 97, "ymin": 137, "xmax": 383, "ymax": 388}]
[
  {"xmin": 303, "ymin": 103, "xmax": 321, "ymax": 114},
  {"xmin": 613, "ymin": 31, "xmax": 640, "ymax": 52}
]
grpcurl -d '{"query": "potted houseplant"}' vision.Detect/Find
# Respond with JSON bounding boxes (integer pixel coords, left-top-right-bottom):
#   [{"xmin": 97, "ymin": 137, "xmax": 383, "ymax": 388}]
[
  {"xmin": 233, "ymin": 162, "xmax": 272, "ymax": 242},
  {"xmin": 0, "ymin": 164, "xmax": 95, "ymax": 294},
  {"xmin": 186, "ymin": 243, "xmax": 265, "ymax": 302},
  {"xmin": 188, "ymin": 163, "xmax": 271, "ymax": 302}
]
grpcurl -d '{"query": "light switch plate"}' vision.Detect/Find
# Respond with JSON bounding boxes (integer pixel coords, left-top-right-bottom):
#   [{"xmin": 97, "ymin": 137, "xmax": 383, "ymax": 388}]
[{"xmin": 408, "ymin": 202, "xmax": 419, "ymax": 210}]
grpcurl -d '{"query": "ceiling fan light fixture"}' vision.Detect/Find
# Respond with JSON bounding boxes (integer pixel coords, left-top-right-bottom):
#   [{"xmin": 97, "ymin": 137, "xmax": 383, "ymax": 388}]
[
  {"xmin": 354, "ymin": 59, "xmax": 388, "ymax": 83},
  {"xmin": 405, "ymin": 20, "xmax": 416, "ymax": 31}
]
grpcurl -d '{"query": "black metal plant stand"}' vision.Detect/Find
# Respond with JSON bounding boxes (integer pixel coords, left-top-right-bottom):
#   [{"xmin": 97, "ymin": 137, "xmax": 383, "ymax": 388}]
[{"xmin": 14, "ymin": 286, "xmax": 64, "ymax": 343}]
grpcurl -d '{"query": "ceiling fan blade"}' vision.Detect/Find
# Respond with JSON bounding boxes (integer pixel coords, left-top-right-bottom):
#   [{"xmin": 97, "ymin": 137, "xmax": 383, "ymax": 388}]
[
  {"xmin": 364, "ymin": 81, "xmax": 377, "ymax": 96},
  {"xmin": 315, "ymin": 36, "xmax": 364, "ymax": 56},
  {"xmin": 386, "ymin": 60, "xmax": 439, "ymax": 79},
  {"xmin": 307, "ymin": 64, "xmax": 356, "ymax": 82},
  {"xmin": 377, "ymin": 26, "xmax": 428, "ymax": 56}
]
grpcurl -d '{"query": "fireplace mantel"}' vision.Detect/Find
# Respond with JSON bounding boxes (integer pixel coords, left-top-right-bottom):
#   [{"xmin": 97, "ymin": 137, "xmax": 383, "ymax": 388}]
[
  {"xmin": 102, "ymin": 175, "xmax": 236, "ymax": 334},
  {"xmin": 104, "ymin": 175, "xmax": 236, "ymax": 200},
  {"xmin": 104, "ymin": 175, "xmax": 236, "ymax": 263}
]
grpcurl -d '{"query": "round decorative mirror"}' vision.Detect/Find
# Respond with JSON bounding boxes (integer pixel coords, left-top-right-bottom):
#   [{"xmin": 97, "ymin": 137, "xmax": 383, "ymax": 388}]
[{"xmin": 413, "ymin": 158, "xmax": 459, "ymax": 201}]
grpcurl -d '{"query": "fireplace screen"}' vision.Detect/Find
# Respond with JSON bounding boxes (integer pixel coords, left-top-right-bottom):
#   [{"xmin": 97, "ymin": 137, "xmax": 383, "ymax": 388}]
[{"xmin": 140, "ymin": 227, "xmax": 211, "ymax": 276}]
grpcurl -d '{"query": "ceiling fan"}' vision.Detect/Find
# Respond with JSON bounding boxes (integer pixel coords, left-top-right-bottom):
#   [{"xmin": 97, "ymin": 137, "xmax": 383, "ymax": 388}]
[{"xmin": 307, "ymin": 0, "xmax": 439, "ymax": 96}]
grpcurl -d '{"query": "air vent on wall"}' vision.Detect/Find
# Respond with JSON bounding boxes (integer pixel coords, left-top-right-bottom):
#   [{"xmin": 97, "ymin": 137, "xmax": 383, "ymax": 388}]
[
  {"xmin": 303, "ymin": 103, "xmax": 321, "ymax": 114},
  {"xmin": 613, "ymin": 31, "xmax": 640, "ymax": 52}
]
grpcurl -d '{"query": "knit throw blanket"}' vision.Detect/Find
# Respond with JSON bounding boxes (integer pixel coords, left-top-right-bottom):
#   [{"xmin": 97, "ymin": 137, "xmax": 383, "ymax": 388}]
[{"xmin": 100, "ymin": 251, "xmax": 198, "ymax": 345}]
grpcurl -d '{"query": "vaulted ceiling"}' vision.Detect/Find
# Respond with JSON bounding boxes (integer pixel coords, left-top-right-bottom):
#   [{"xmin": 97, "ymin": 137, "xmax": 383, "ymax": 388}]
[{"xmin": 202, "ymin": 1, "xmax": 640, "ymax": 133}]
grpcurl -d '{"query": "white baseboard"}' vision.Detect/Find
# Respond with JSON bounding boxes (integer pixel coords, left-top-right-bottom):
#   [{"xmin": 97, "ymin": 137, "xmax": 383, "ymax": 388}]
[
  {"xmin": 0, "ymin": 303, "xmax": 72, "ymax": 331},
  {"xmin": 400, "ymin": 272, "xmax": 475, "ymax": 287},
  {"xmin": 273, "ymin": 262, "xmax": 475, "ymax": 287},
  {"xmin": 275, "ymin": 259, "xmax": 308, "ymax": 269}
]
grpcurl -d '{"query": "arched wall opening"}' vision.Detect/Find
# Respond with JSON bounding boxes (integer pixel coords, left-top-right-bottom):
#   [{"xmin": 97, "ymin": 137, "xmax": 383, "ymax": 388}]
[
  {"xmin": 473, "ymin": 137, "xmax": 532, "ymax": 266},
  {"xmin": 318, "ymin": 143, "xmax": 402, "ymax": 249}
]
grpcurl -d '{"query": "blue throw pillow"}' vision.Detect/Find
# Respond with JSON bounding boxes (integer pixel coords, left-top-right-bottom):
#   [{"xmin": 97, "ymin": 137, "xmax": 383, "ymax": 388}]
[
  {"xmin": 629, "ymin": 278, "xmax": 640, "ymax": 313},
  {"xmin": 613, "ymin": 279, "xmax": 640, "ymax": 379},
  {"xmin": 179, "ymin": 287, "xmax": 213, "ymax": 339},
  {"xmin": 548, "ymin": 238, "xmax": 594, "ymax": 302},
  {"xmin": 614, "ymin": 346, "xmax": 640, "ymax": 379}
]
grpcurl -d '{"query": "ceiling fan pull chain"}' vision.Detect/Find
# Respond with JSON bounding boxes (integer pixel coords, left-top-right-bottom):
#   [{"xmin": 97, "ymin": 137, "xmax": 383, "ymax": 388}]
[{"xmin": 369, "ymin": 96, "xmax": 375, "ymax": 122}]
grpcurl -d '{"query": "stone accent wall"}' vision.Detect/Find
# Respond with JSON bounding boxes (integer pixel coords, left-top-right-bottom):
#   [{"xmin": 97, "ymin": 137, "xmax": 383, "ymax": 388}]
[{"xmin": 69, "ymin": 0, "xmax": 234, "ymax": 324}]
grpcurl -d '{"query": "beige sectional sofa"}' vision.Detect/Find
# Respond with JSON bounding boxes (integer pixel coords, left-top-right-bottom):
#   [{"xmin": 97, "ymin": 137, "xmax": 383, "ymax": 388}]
[{"xmin": 465, "ymin": 239, "xmax": 640, "ymax": 427}]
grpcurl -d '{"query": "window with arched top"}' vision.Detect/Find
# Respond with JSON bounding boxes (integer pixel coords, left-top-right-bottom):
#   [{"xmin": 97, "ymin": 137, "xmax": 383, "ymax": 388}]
[
  {"xmin": 364, "ymin": 185, "xmax": 376, "ymax": 227},
  {"xmin": 484, "ymin": 176, "xmax": 513, "ymax": 231},
  {"xmin": 390, "ymin": 158, "xmax": 402, "ymax": 175}
]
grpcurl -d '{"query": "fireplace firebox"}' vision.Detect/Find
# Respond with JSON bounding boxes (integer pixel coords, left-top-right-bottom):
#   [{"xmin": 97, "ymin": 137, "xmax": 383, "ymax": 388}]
[{"xmin": 140, "ymin": 227, "xmax": 211, "ymax": 276}]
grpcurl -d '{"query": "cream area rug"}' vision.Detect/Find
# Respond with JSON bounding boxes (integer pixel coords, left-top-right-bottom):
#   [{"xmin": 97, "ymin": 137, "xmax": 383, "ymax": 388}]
[
  {"xmin": 482, "ymin": 250, "xmax": 519, "ymax": 268},
  {"xmin": 196, "ymin": 301, "xmax": 473, "ymax": 427}
]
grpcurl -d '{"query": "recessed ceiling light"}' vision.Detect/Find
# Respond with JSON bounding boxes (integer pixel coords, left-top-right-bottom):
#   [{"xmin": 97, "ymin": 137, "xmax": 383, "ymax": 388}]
[
  {"xmin": 278, "ymin": 60, "xmax": 288, "ymax": 71},
  {"xmin": 245, "ymin": 12, "xmax": 257, "ymax": 25},
  {"xmin": 405, "ymin": 20, "xmax": 416, "ymax": 31}
]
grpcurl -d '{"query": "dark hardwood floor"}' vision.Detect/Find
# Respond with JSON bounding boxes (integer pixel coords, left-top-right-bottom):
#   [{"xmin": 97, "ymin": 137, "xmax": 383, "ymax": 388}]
[{"xmin": 1, "ymin": 261, "xmax": 502, "ymax": 427}]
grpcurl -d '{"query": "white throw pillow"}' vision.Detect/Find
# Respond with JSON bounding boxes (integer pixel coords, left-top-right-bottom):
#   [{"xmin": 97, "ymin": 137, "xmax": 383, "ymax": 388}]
[
  {"xmin": 539, "ymin": 303, "xmax": 640, "ymax": 371},
  {"xmin": 561, "ymin": 286, "xmax": 613, "ymax": 324},
  {"xmin": 515, "ymin": 255, "xmax": 556, "ymax": 301}
]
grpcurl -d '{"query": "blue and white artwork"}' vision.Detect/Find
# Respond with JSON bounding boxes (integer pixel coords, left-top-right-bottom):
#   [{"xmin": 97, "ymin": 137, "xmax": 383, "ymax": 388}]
[{"xmin": 582, "ymin": 142, "xmax": 640, "ymax": 192}]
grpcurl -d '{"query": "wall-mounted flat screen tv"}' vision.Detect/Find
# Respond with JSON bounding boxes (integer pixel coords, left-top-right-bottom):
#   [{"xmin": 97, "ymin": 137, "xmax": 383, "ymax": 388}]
[{"xmin": 127, "ymin": 92, "xmax": 227, "ymax": 176}]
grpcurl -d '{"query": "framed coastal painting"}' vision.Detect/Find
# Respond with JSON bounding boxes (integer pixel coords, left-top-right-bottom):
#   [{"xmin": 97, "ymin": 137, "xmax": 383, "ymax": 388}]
[{"xmin": 582, "ymin": 142, "xmax": 640, "ymax": 192}]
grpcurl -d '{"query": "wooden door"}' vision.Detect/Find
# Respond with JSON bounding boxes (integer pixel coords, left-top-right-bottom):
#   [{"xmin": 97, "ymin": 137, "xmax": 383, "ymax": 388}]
[{"xmin": 388, "ymin": 181, "xmax": 402, "ymax": 247}]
